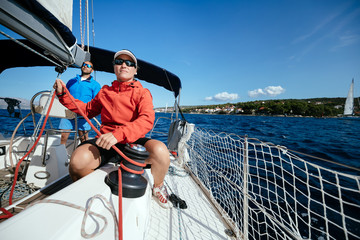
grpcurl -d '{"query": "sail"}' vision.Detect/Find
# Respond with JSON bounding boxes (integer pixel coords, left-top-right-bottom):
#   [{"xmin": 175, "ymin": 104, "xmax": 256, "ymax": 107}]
[
  {"xmin": 0, "ymin": 0, "xmax": 88, "ymax": 67},
  {"xmin": 343, "ymin": 79, "xmax": 354, "ymax": 115},
  {"xmin": 36, "ymin": 0, "xmax": 73, "ymax": 30}
]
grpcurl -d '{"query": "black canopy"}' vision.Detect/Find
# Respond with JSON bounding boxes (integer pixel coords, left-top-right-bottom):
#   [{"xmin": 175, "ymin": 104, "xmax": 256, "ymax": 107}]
[
  {"xmin": 0, "ymin": 39, "xmax": 181, "ymax": 97},
  {"xmin": 88, "ymin": 46, "xmax": 181, "ymax": 97}
]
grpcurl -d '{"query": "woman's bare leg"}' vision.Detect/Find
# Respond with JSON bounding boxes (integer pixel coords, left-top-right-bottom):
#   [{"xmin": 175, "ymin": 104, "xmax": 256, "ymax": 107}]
[
  {"xmin": 69, "ymin": 143, "xmax": 101, "ymax": 181},
  {"xmin": 144, "ymin": 139, "xmax": 170, "ymax": 187}
]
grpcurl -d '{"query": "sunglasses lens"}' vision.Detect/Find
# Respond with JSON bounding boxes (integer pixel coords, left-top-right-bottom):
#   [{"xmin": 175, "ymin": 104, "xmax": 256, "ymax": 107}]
[
  {"xmin": 83, "ymin": 63, "xmax": 92, "ymax": 68},
  {"xmin": 124, "ymin": 60, "xmax": 132, "ymax": 67},
  {"xmin": 115, "ymin": 59, "xmax": 123, "ymax": 65},
  {"xmin": 115, "ymin": 59, "xmax": 136, "ymax": 67}
]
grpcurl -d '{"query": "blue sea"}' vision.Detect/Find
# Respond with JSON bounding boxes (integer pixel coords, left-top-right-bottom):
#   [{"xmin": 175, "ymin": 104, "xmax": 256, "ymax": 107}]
[
  {"xmin": 180, "ymin": 113, "xmax": 360, "ymax": 169},
  {"xmin": 1, "ymin": 109, "xmax": 359, "ymax": 171}
]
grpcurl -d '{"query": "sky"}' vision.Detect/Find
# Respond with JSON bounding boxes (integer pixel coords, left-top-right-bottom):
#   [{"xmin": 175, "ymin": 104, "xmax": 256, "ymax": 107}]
[{"xmin": 0, "ymin": 0, "xmax": 359, "ymax": 108}]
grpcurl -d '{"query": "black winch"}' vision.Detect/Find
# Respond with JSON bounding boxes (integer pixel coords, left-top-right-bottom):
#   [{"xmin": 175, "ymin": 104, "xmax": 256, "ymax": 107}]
[{"xmin": 105, "ymin": 144, "xmax": 149, "ymax": 198}]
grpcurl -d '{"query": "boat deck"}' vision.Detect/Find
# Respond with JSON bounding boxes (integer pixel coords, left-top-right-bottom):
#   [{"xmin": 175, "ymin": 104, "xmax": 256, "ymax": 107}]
[
  {"xmin": 0, "ymin": 175, "xmax": 72, "ymax": 222},
  {"xmin": 146, "ymin": 164, "xmax": 234, "ymax": 240}
]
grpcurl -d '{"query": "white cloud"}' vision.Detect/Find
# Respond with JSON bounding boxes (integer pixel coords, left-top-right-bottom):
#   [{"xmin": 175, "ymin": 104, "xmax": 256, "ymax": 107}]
[
  {"xmin": 331, "ymin": 33, "xmax": 360, "ymax": 51},
  {"xmin": 248, "ymin": 88, "xmax": 265, "ymax": 98},
  {"xmin": 205, "ymin": 92, "xmax": 239, "ymax": 102},
  {"xmin": 204, "ymin": 96, "xmax": 213, "ymax": 101},
  {"xmin": 248, "ymin": 86, "xmax": 285, "ymax": 98}
]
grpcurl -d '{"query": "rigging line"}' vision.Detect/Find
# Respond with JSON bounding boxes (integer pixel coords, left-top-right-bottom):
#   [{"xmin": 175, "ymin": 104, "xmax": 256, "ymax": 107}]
[
  {"xmin": 84, "ymin": 0, "xmax": 87, "ymax": 50},
  {"xmin": 0, "ymin": 30, "xmax": 63, "ymax": 68},
  {"xmin": 91, "ymin": 0, "xmax": 95, "ymax": 47},
  {"xmin": 79, "ymin": 0, "xmax": 84, "ymax": 49},
  {"xmin": 163, "ymin": 69, "xmax": 175, "ymax": 94},
  {"xmin": 46, "ymin": 24, "xmax": 75, "ymax": 65},
  {"xmin": 86, "ymin": 0, "xmax": 90, "ymax": 52},
  {"xmin": 163, "ymin": 70, "xmax": 186, "ymax": 121}
]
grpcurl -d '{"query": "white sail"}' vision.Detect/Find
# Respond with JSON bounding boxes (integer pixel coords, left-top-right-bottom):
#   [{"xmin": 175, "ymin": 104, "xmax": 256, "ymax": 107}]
[
  {"xmin": 343, "ymin": 79, "xmax": 354, "ymax": 115},
  {"xmin": 38, "ymin": 0, "xmax": 73, "ymax": 30},
  {"xmin": 0, "ymin": 0, "xmax": 88, "ymax": 67}
]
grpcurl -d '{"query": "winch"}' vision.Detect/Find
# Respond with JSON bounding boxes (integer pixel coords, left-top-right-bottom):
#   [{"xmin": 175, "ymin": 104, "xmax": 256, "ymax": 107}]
[{"xmin": 105, "ymin": 144, "xmax": 149, "ymax": 198}]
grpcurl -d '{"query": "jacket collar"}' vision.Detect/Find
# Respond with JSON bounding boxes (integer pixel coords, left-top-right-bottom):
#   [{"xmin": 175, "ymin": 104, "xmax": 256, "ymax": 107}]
[
  {"xmin": 77, "ymin": 74, "xmax": 93, "ymax": 82},
  {"xmin": 111, "ymin": 79, "xmax": 142, "ymax": 92}
]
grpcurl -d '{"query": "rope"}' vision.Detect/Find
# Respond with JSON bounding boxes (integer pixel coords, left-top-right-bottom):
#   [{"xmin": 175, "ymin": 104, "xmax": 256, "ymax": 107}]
[
  {"xmin": 0, "ymin": 207, "xmax": 13, "ymax": 219},
  {"xmin": 8, "ymin": 90, "xmax": 56, "ymax": 205},
  {"xmin": 0, "ymin": 179, "xmax": 36, "ymax": 204},
  {"xmin": 91, "ymin": 0, "xmax": 95, "ymax": 47},
  {"xmin": 79, "ymin": 0, "xmax": 88, "ymax": 50},
  {"xmin": 163, "ymin": 70, "xmax": 186, "ymax": 122},
  {"xmin": 8, "ymin": 112, "xmax": 32, "ymax": 169},
  {"xmin": 26, "ymin": 195, "xmax": 118, "ymax": 239},
  {"xmin": 80, "ymin": 0, "xmax": 84, "ymax": 49},
  {"xmin": 32, "ymin": 89, "xmax": 56, "ymax": 140},
  {"xmin": 168, "ymin": 166, "xmax": 188, "ymax": 177},
  {"xmin": 86, "ymin": 0, "xmax": 89, "ymax": 52},
  {"xmin": 118, "ymin": 168, "xmax": 123, "ymax": 240},
  {"xmin": 176, "ymin": 207, "xmax": 183, "ymax": 240}
]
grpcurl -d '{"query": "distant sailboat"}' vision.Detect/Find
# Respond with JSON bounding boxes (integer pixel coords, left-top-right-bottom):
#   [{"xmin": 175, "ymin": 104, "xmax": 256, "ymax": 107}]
[{"xmin": 344, "ymin": 79, "xmax": 355, "ymax": 116}]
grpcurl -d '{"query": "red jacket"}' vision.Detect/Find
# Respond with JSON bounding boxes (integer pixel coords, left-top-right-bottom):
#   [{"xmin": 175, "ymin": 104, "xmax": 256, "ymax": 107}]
[{"xmin": 58, "ymin": 80, "xmax": 155, "ymax": 144}]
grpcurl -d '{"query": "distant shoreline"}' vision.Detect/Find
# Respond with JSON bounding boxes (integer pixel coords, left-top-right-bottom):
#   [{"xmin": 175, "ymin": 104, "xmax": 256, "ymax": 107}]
[{"xmin": 157, "ymin": 111, "xmax": 358, "ymax": 119}]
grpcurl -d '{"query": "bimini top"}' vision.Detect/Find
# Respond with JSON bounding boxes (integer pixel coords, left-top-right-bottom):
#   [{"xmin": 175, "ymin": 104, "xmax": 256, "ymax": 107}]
[
  {"xmin": 0, "ymin": 40, "xmax": 181, "ymax": 97},
  {"xmin": 88, "ymin": 46, "xmax": 181, "ymax": 97}
]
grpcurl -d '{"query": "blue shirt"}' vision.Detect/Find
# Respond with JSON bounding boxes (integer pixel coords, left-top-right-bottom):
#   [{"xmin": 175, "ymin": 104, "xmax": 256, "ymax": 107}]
[{"xmin": 66, "ymin": 75, "xmax": 101, "ymax": 103}]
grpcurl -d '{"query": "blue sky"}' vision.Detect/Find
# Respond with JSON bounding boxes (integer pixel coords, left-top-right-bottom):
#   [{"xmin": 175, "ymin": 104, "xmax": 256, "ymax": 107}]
[{"xmin": 0, "ymin": 0, "xmax": 359, "ymax": 108}]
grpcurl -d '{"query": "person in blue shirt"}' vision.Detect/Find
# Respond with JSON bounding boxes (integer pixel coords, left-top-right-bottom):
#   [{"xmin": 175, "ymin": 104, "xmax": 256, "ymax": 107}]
[{"xmin": 58, "ymin": 61, "xmax": 101, "ymax": 145}]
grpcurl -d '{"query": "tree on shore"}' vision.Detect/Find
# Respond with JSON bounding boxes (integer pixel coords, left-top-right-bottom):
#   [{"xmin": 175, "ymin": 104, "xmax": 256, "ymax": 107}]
[{"xmin": 179, "ymin": 97, "xmax": 356, "ymax": 117}]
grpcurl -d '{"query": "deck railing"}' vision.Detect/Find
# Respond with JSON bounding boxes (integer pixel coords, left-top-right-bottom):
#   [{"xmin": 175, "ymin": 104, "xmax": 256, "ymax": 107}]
[{"xmin": 178, "ymin": 124, "xmax": 360, "ymax": 240}]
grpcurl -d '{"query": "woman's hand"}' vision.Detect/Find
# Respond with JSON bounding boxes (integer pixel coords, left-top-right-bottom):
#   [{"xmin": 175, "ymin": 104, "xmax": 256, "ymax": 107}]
[
  {"xmin": 53, "ymin": 79, "xmax": 65, "ymax": 94},
  {"xmin": 96, "ymin": 132, "xmax": 118, "ymax": 150}
]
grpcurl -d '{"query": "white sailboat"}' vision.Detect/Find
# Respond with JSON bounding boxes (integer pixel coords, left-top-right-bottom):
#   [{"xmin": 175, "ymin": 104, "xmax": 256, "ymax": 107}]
[
  {"xmin": 0, "ymin": 1, "xmax": 360, "ymax": 240},
  {"xmin": 343, "ymin": 79, "xmax": 355, "ymax": 116}
]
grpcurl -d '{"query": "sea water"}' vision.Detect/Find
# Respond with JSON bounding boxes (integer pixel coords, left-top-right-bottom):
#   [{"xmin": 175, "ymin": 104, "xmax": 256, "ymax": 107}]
[
  {"xmin": 158, "ymin": 113, "xmax": 360, "ymax": 169},
  {"xmin": 1, "ymin": 110, "xmax": 359, "ymax": 170}
]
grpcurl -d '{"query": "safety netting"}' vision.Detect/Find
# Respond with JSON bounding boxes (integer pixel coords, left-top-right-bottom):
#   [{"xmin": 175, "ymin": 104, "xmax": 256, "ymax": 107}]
[{"xmin": 178, "ymin": 123, "xmax": 360, "ymax": 240}]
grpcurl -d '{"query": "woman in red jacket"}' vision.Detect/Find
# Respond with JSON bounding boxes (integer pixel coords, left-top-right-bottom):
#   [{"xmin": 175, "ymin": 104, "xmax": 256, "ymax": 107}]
[{"xmin": 54, "ymin": 50, "xmax": 172, "ymax": 208}]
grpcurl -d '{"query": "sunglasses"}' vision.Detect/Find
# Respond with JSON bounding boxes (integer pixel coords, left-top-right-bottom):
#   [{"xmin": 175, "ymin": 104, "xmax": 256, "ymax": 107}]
[
  {"xmin": 82, "ymin": 63, "xmax": 93, "ymax": 68},
  {"xmin": 113, "ymin": 59, "xmax": 136, "ymax": 68}
]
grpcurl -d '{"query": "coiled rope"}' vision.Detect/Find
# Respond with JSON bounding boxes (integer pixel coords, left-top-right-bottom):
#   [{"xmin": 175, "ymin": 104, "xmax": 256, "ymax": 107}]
[
  {"xmin": 26, "ymin": 194, "xmax": 118, "ymax": 239},
  {"xmin": 0, "ymin": 179, "xmax": 36, "ymax": 204}
]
